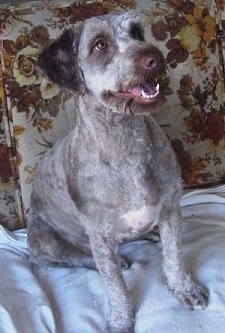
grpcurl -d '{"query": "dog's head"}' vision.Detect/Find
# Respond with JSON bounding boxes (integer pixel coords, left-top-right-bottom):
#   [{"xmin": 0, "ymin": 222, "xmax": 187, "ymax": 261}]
[{"xmin": 38, "ymin": 11, "xmax": 167, "ymax": 115}]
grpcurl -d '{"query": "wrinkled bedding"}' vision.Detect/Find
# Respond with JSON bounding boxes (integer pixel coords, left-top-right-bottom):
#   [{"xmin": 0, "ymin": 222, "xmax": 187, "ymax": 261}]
[{"xmin": 1, "ymin": 185, "xmax": 225, "ymax": 333}]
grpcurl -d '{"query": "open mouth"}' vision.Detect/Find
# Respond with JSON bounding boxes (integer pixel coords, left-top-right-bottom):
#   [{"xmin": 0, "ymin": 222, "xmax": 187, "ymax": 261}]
[{"xmin": 112, "ymin": 82, "xmax": 160, "ymax": 104}]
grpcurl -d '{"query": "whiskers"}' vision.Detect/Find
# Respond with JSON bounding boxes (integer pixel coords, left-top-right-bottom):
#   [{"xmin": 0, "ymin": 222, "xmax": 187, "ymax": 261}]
[{"xmin": 125, "ymin": 98, "xmax": 134, "ymax": 117}]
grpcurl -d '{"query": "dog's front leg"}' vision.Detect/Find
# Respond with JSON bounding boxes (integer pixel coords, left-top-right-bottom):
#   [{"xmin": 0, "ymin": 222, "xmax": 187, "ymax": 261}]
[
  {"xmin": 159, "ymin": 207, "xmax": 209, "ymax": 309},
  {"xmin": 89, "ymin": 234, "xmax": 134, "ymax": 333}
]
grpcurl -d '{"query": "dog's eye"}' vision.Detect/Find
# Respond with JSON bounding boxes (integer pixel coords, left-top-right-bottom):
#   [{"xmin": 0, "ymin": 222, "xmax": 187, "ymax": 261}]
[{"xmin": 94, "ymin": 39, "xmax": 108, "ymax": 51}]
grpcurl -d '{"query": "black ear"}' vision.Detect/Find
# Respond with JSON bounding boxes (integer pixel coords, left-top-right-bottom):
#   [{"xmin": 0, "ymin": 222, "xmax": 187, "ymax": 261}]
[{"xmin": 37, "ymin": 24, "xmax": 85, "ymax": 94}]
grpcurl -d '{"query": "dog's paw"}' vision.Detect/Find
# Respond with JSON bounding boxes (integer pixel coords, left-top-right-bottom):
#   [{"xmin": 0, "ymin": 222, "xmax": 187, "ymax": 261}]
[
  {"xmin": 108, "ymin": 322, "xmax": 134, "ymax": 333},
  {"xmin": 174, "ymin": 282, "xmax": 209, "ymax": 310},
  {"xmin": 107, "ymin": 308, "xmax": 134, "ymax": 333}
]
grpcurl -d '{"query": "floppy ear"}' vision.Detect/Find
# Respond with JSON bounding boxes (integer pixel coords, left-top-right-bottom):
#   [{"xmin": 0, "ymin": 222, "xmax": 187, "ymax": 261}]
[{"xmin": 37, "ymin": 24, "xmax": 85, "ymax": 94}]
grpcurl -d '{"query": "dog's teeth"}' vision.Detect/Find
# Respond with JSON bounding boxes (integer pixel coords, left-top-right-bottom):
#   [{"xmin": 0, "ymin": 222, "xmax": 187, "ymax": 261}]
[
  {"xmin": 141, "ymin": 85, "xmax": 160, "ymax": 100},
  {"xmin": 141, "ymin": 89, "xmax": 150, "ymax": 99}
]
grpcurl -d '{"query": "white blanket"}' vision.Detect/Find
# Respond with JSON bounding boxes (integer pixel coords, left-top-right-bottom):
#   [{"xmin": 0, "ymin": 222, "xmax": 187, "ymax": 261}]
[{"xmin": 1, "ymin": 186, "xmax": 225, "ymax": 333}]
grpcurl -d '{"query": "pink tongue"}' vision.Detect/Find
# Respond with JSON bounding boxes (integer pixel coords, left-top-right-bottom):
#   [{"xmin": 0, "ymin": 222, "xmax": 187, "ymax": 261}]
[{"xmin": 130, "ymin": 84, "xmax": 156, "ymax": 97}]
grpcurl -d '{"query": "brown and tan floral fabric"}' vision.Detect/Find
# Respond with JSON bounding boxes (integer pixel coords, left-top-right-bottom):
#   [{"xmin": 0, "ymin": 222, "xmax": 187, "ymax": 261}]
[
  {"xmin": 0, "ymin": 0, "xmax": 224, "ymax": 228},
  {"xmin": 137, "ymin": 0, "xmax": 225, "ymax": 188},
  {"xmin": 0, "ymin": 52, "xmax": 23, "ymax": 229}
]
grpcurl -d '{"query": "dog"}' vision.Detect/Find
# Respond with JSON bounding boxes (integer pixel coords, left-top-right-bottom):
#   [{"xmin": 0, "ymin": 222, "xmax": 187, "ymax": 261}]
[{"xmin": 27, "ymin": 11, "xmax": 209, "ymax": 333}]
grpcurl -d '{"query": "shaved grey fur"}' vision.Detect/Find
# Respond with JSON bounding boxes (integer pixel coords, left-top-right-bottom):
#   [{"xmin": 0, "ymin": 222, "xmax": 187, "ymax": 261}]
[{"xmin": 27, "ymin": 12, "xmax": 209, "ymax": 333}]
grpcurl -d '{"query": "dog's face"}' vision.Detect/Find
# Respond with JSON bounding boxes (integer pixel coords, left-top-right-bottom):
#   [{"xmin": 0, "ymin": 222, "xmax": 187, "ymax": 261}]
[{"xmin": 38, "ymin": 12, "xmax": 167, "ymax": 115}]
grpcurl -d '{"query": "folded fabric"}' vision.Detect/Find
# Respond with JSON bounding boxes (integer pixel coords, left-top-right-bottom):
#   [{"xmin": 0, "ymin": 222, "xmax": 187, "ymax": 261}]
[{"xmin": 1, "ymin": 186, "xmax": 225, "ymax": 332}]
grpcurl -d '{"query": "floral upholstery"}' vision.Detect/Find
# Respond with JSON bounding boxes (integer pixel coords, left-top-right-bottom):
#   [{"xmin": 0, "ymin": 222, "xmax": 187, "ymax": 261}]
[{"xmin": 0, "ymin": 0, "xmax": 224, "ymax": 229}]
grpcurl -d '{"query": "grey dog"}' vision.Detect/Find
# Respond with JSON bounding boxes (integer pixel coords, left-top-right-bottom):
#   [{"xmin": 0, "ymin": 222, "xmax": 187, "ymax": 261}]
[{"xmin": 27, "ymin": 11, "xmax": 209, "ymax": 333}]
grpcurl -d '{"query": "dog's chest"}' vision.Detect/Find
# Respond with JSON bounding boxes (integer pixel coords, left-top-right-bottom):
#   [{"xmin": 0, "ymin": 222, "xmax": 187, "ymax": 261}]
[
  {"xmin": 121, "ymin": 203, "xmax": 161, "ymax": 233},
  {"xmin": 83, "ymin": 135, "xmax": 163, "ymax": 232},
  {"xmin": 84, "ymin": 160, "xmax": 162, "ymax": 235},
  {"xmin": 69, "ymin": 114, "xmax": 180, "ymax": 233}
]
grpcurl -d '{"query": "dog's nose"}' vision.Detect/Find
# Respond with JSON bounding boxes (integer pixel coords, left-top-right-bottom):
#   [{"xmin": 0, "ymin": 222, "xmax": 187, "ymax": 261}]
[
  {"xmin": 134, "ymin": 47, "xmax": 164, "ymax": 71},
  {"xmin": 141, "ymin": 54, "xmax": 158, "ymax": 69}
]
